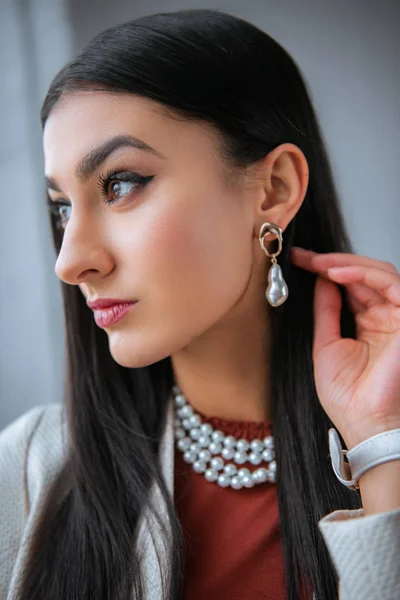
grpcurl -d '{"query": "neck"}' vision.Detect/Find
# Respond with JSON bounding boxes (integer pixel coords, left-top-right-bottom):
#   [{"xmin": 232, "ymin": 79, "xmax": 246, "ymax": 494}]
[{"xmin": 170, "ymin": 300, "xmax": 272, "ymax": 423}]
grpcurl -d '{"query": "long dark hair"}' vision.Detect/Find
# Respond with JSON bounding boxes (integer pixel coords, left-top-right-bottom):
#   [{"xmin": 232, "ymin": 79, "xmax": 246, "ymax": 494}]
[{"xmin": 19, "ymin": 8, "xmax": 362, "ymax": 599}]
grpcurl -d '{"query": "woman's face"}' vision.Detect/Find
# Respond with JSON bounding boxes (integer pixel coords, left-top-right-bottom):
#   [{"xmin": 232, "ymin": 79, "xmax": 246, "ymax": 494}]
[{"xmin": 43, "ymin": 91, "xmax": 267, "ymax": 368}]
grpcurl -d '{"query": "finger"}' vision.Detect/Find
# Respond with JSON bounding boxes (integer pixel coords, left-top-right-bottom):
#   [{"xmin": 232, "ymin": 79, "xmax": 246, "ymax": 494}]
[
  {"xmin": 344, "ymin": 283, "xmax": 372, "ymax": 313},
  {"xmin": 291, "ymin": 248, "xmax": 399, "ymax": 309},
  {"xmin": 294, "ymin": 256, "xmax": 383, "ymax": 309},
  {"xmin": 313, "ymin": 275, "xmax": 343, "ymax": 357},
  {"xmin": 340, "ymin": 279, "xmax": 384, "ymax": 310},
  {"xmin": 355, "ymin": 302, "xmax": 400, "ymax": 334},
  {"xmin": 318, "ymin": 270, "xmax": 383, "ymax": 310},
  {"xmin": 291, "ymin": 248, "xmax": 399, "ymax": 275},
  {"xmin": 327, "ymin": 265, "xmax": 400, "ymax": 307}
]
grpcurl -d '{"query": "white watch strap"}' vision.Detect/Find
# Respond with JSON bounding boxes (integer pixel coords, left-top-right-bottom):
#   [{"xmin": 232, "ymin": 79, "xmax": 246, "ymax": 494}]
[{"xmin": 328, "ymin": 427, "xmax": 400, "ymax": 491}]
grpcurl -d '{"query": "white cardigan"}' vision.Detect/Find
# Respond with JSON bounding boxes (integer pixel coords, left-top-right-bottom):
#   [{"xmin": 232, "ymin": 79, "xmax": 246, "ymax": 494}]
[{"xmin": 0, "ymin": 401, "xmax": 399, "ymax": 600}]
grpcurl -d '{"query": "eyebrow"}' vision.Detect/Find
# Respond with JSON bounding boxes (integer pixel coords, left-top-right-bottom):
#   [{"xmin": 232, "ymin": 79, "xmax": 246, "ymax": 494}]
[{"xmin": 45, "ymin": 134, "xmax": 164, "ymax": 192}]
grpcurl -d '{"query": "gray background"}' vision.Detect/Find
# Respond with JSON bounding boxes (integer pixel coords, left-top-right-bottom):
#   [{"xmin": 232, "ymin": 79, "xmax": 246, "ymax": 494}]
[{"xmin": 1, "ymin": 0, "xmax": 399, "ymax": 429}]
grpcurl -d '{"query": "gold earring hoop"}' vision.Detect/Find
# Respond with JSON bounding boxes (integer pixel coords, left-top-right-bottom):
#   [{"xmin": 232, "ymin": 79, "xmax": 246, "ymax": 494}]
[{"xmin": 259, "ymin": 222, "xmax": 289, "ymax": 307}]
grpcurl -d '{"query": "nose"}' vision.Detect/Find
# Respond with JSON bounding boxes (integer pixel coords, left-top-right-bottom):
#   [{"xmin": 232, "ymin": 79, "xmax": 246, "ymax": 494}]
[{"xmin": 54, "ymin": 218, "xmax": 114, "ymax": 286}]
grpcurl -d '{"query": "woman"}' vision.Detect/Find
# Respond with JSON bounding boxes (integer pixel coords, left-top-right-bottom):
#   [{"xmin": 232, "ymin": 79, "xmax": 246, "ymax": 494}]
[{"xmin": 1, "ymin": 8, "xmax": 399, "ymax": 600}]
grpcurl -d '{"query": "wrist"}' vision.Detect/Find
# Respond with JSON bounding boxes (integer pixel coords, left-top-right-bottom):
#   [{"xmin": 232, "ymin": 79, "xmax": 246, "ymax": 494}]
[
  {"xmin": 343, "ymin": 420, "xmax": 400, "ymax": 450},
  {"xmin": 358, "ymin": 459, "xmax": 400, "ymax": 515}
]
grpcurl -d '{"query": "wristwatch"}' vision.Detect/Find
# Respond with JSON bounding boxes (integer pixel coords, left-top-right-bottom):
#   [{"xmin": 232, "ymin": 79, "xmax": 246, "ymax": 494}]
[{"xmin": 328, "ymin": 427, "xmax": 400, "ymax": 491}]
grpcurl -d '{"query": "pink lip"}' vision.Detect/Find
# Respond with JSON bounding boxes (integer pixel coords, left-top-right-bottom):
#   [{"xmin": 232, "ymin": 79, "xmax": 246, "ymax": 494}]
[
  {"xmin": 93, "ymin": 302, "xmax": 138, "ymax": 328},
  {"xmin": 87, "ymin": 297, "xmax": 137, "ymax": 310}
]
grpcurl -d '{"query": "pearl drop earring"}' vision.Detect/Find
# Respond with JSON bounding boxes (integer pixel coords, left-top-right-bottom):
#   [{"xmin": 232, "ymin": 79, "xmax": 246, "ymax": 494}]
[{"xmin": 259, "ymin": 222, "xmax": 288, "ymax": 307}]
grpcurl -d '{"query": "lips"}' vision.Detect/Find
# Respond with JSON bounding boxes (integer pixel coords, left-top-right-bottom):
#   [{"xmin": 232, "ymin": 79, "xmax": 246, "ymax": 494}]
[
  {"xmin": 87, "ymin": 297, "xmax": 137, "ymax": 310},
  {"xmin": 92, "ymin": 301, "xmax": 138, "ymax": 328}
]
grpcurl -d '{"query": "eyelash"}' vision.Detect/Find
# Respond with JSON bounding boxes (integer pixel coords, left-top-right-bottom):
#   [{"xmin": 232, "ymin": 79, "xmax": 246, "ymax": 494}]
[
  {"xmin": 47, "ymin": 170, "xmax": 154, "ymax": 230},
  {"xmin": 97, "ymin": 169, "xmax": 154, "ymax": 204}
]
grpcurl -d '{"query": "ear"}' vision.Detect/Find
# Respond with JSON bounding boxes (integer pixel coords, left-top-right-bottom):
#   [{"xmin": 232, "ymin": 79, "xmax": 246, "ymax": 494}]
[{"xmin": 253, "ymin": 143, "xmax": 309, "ymax": 242}]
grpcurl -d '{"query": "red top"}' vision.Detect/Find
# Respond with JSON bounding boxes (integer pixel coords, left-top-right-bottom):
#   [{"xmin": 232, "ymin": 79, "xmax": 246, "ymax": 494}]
[{"xmin": 174, "ymin": 408, "xmax": 290, "ymax": 600}]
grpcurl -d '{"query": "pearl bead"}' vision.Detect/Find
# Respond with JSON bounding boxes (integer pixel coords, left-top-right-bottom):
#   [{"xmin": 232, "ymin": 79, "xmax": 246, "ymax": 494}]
[
  {"xmin": 233, "ymin": 451, "xmax": 247, "ymax": 464},
  {"xmin": 262, "ymin": 448, "xmax": 274, "ymax": 462},
  {"xmin": 177, "ymin": 437, "xmax": 191, "ymax": 451},
  {"xmin": 231, "ymin": 476, "xmax": 243, "ymax": 489},
  {"xmin": 263, "ymin": 436, "xmax": 274, "ymax": 449},
  {"xmin": 223, "ymin": 435, "xmax": 236, "ymax": 448},
  {"xmin": 269, "ymin": 460, "xmax": 277, "ymax": 471},
  {"xmin": 221, "ymin": 447, "xmax": 235, "ymax": 460},
  {"xmin": 237, "ymin": 468, "xmax": 251, "ymax": 479},
  {"xmin": 198, "ymin": 449, "xmax": 211, "ymax": 462},
  {"xmin": 189, "ymin": 428, "xmax": 201, "ymax": 440},
  {"xmin": 217, "ymin": 474, "xmax": 231, "ymax": 487},
  {"xmin": 198, "ymin": 435, "xmax": 211, "ymax": 447},
  {"xmin": 242, "ymin": 474, "xmax": 254, "ymax": 488},
  {"xmin": 204, "ymin": 468, "xmax": 218, "ymax": 482},
  {"xmin": 236, "ymin": 439, "xmax": 250, "ymax": 452},
  {"xmin": 209, "ymin": 441, "xmax": 223, "ymax": 454},
  {"xmin": 250, "ymin": 439, "xmax": 264, "ymax": 453},
  {"xmin": 183, "ymin": 450, "xmax": 197, "ymax": 464},
  {"xmin": 255, "ymin": 468, "xmax": 268, "ymax": 482},
  {"xmin": 200, "ymin": 423, "xmax": 213, "ymax": 436},
  {"xmin": 179, "ymin": 405, "xmax": 193, "ymax": 418},
  {"xmin": 182, "ymin": 418, "xmax": 192, "ymax": 430},
  {"xmin": 249, "ymin": 452, "xmax": 262, "ymax": 465},
  {"xmin": 223, "ymin": 464, "xmax": 237, "ymax": 476},
  {"xmin": 174, "ymin": 393, "xmax": 185, "ymax": 407},
  {"xmin": 189, "ymin": 415, "xmax": 201, "ymax": 428},
  {"xmin": 211, "ymin": 430, "xmax": 225, "ymax": 443},
  {"xmin": 190, "ymin": 442, "xmax": 201, "ymax": 453},
  {"xmin": 210, "ymin": 457, "xmax": 224, "ymax": 471},
  {"xmin": 174, "ymin": 428, "xmax": 186, "ymax": 440},
  {"xmin": 193, "ymin": 460, "xmax": 207, "ymax": 473}
]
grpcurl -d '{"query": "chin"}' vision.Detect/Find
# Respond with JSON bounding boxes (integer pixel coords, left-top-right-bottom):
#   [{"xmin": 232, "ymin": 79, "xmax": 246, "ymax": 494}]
[{"xmin": 106, "ymin": 332, "xmax": 173, "ymax": 369}]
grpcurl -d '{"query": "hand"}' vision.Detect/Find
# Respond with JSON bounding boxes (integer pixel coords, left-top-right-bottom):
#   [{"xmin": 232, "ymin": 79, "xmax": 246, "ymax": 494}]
[{"xmin": 290, "ymin": 247, "xmax": 400, "ymax": 449}]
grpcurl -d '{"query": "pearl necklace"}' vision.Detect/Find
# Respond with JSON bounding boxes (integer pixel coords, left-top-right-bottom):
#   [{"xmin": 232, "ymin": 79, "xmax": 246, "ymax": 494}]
[{"xmin": 172, "ymin": 383, "xmax": 276, "ymax": 489}]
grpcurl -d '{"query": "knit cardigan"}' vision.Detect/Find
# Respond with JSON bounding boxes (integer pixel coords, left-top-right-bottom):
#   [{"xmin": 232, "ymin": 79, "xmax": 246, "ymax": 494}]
[{"xmin": 0, "ymin": 402, "xmax": 399, "ymax": 600}]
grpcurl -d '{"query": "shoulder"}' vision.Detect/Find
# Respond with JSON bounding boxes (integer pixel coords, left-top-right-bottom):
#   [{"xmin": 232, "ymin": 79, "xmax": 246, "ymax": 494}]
[
  {"xmin": 0, "ymin": 403, "xmax": 66, "ymax": 474},
  {"xmin": 0, "ymin": 403, "xmax": 65, "ymax": 444},
  {"xmin": 0, "ymin": 404, "xmax": 67, "ymax": 596},
  {"xmin": 0, "ymin": 401, "xmax": 67, "ymax": 504},
  {"xmin": 0, "ymin": 402, "xmax": 67, "ymax": 500},
  {"xmin": 0, "ymin": 403, "xmax": 67, "ymax": 525}
]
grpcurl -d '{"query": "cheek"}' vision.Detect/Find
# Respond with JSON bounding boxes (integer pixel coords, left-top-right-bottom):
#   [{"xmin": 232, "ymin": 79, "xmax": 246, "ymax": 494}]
[
  {"xmin": 140, "ymin": 195, "xmax": 251, "ymax": 323},
  {"xmin": 105, "ymin": 189, "xmax": 253, "ymax": 367}
]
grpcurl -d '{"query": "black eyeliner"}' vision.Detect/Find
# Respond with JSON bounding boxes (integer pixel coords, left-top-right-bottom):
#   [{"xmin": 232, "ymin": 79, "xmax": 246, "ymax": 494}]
[
  {"xmin": 97, "ymin": 168, "xmax": 154, "ymax": 198},
  {"xmin": 45, "ymin": 170, "xmax": 154, "ymax": 229}
]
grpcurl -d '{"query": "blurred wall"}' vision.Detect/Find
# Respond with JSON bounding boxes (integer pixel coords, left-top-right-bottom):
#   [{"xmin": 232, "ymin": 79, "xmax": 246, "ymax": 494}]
[
  {"xmin": 1, "ymin": 0, "xmax": 399, "ymax": 428},
  {"xmin": 0, "ymin": 0, "xmax": 72, "ymax": 429}
]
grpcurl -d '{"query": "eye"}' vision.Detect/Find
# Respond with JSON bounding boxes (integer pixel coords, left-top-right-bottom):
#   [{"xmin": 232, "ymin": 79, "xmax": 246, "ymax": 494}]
[
  {"xmin": 47, "ymin": 202, "xmax": 71, "ymax": 232},
  {"xmin": 46, "ymin": 171, "xmax": 154, "ymax": 231},
  {"xmin": 98, "ymin": 170, "xmax": 154, "ymax": 205},
  {"xmin": 107, "ymin": 180, "xmax": 137, "ymax": 204},
  {"xmin": 58, "ymin": 205, "xmax": 71, "ymax": 228}
]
